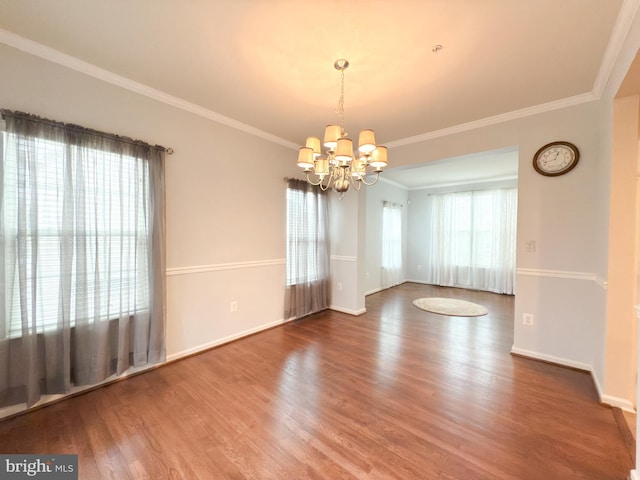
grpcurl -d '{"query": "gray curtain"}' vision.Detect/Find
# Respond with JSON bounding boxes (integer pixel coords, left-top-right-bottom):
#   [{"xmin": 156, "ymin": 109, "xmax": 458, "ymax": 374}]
[
  {"xmin": 284, "ymin": 179, "xmax": 330, "ymax": 319},
  {"xmin": 0, "ymin": 110, "xmax": 166, "ymax": 408}
]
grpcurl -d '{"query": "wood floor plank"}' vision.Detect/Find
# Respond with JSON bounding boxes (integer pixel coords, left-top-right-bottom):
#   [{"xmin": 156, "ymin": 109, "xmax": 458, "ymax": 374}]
[{"xmin": 0, "ymin": 283, "xmax": 633, "ymax": 479}]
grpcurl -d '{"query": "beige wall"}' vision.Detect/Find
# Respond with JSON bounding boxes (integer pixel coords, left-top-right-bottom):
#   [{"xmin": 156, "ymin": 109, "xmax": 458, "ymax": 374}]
[
  {"xmin": 389, "ymin": 100, "xmax": 611, "ymax": 376},
  {"xmin": 606, "ymin": 94, "xmax": 640, "ymax": 405},
  {"xmin": 0, "ymin": 42, "xmax": 301, "ymax": 371},
  {"xmin": 328, "ymin": 188, "xmax": 368, "ymax": 315}
]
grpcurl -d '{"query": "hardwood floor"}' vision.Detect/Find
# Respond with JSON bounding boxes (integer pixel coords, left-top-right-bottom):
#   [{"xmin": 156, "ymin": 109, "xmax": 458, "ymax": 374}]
[{"xmin": 0, "ymin": 283, "xmax": 632, "ymax": 479}]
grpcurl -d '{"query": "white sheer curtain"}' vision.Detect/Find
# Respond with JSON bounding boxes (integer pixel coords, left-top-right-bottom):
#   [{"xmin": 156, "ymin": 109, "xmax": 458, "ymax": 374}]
[
  {"xmin": 284, "ymin": 179, "xmax": 330, "ymax": 319},
  {"xmin": 426, "ymin": 188, "xmax": 517, "ymax": 294},
  {"xmin": 0, "ymin": 110, "xmax": 166, "ymax": 408},
  {"xmin": 381, "ymin": 201, "xmax": 403, "ymax": 288}
]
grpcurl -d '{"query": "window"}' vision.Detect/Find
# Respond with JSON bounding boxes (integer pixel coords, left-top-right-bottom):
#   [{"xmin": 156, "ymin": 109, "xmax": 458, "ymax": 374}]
[
  {"xmin": 2, "ymin": 132, "xmax": 150, "ymax": 337},
  {"xmin": 426, "ymin": 188, "xmax": 517, "ymax": 294},
  {"xmin": 0, "ymin": 109, "xmax": 166, "ymax": 408},
  {"xmin": 285, "ymin": 185, "xmax": 328, "ymax": 286},
  {"xmin": 284, "ymin": 179, "xmax": 329, "ymax": 319},
  {"xmin": 381, "ymin": 201, "xmax": 403, "ymax": 288}
]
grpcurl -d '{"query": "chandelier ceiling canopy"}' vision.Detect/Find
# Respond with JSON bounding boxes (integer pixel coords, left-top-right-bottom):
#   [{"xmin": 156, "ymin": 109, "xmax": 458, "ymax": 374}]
[{"xmin": 296, "ymin": 59, "xmax": 388, "ymax": 194}]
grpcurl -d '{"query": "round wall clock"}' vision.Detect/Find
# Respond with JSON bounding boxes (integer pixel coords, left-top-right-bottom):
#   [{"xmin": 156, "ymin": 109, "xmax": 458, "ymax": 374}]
[{"xmin": 532, "ymin": 141, "xmax": 580, "ymax": 176}]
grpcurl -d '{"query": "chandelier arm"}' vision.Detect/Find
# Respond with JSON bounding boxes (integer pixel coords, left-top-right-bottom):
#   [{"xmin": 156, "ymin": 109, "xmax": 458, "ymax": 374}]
[
  {"xmin": 358, "ymin": 172, "xmax": 381, "ymax": 186},
  {"xmin": 346, "ymin": 171, "xmax": 362, "ymax": 191},
  {"xmin": 319, "ymin": 165, "xmax": 337, "ymax": 191},
  {"xmin": 305, "ymin": 171, "xmax": 324, "ymax": 186},
  {"xmin": 326, "ymin": 166, "xmax": 338, "ymax": 190},
  {"xmin": 312, "ymin": 165, "xmax": 333, "ymax": 192}
]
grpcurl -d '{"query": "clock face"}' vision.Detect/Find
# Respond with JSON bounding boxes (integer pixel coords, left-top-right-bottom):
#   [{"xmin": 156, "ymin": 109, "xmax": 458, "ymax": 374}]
[{"xmin": 533, "ymin": 142, "xmax": 579, "ymax": 176}]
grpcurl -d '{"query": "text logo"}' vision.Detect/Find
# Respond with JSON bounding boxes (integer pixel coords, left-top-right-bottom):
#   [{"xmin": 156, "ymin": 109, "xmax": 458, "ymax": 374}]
[{"xmin": 0, "ymin": 455, "xmax": 77, "ymax": 479}]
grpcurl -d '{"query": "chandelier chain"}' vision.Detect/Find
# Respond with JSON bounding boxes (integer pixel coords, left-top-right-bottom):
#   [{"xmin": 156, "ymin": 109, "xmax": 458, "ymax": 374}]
[{"xmin": 336, "ymin": 67, "xmax": 346, "ymax": 137}]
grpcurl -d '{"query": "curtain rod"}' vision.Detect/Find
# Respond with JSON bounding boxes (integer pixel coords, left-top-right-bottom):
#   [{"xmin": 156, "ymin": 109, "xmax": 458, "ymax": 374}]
[{"xmin": 1, "ymin": 110, "xmax": 174, "ymax": 155}]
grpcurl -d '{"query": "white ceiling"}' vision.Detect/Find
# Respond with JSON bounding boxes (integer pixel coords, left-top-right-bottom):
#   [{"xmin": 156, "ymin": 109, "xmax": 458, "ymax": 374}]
[{"xmin": 0, "ymin": 0, "xmax": 634, "ymax": 187}]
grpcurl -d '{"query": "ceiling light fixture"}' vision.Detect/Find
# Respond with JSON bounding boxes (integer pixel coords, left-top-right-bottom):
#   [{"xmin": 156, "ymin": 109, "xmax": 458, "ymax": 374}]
[{"xmin": 296, "ymin": 59, "xmax": 388, "ymax": 194}]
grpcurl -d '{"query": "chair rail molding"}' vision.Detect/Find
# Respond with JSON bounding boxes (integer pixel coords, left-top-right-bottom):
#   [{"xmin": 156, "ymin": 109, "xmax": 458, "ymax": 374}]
[
  {"xmin": 167, "ymin": 259, "xmax": 285, "ymax": 276},
  {"xmin": 330, "ymin": 255, "xmax": 358, "ymax": 262},
  {"xmin": 516, "ymin": 268, "xmax": 607, "ymax": 289}
]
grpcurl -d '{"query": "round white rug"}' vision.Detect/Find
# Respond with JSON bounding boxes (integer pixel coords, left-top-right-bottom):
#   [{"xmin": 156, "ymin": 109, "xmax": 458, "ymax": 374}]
[{"xmin": 412, "ymin": 297, "xmax": 488, "ymax": 317}]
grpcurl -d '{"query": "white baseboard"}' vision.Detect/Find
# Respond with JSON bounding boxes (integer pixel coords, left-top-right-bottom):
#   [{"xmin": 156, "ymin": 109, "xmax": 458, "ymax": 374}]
[
  {"xmin": 590, "ymin": 372, "xmax": 635, "ymax": 411},
  {"xmin": 405, "ymin": 279, "xmax": 430, "ymax": 285},
  {"xmin": 365, "ymin": 287, "xmax": 383, "ymax": 296},
  {"xmin": 511, "ymin": 346, "xmax": 636, "ymax": 412},
  {"xmin": 591, "ymin": 368, "xmax": 605, "ymax": 401},
  {"xmin": 601, "ymin": 393, "xmax": 636, "ymax": 413},
  {"xmin": 329, "ymin": 305, "xmax": 367, "ymax": 316},
  {"xmin": 510, "ymin": 346, "xmax": 592, "ymax": 371},
  {"xmin": 365, "ymin": 282, "xmax": 407, "ymax": 296},
  {"xmin": 166, "ymin": 316, "xmax": 295, "ymax": 362},
  {"xmin": 631, "ymin": 470, "xmax": 639, "ymax": 480}
]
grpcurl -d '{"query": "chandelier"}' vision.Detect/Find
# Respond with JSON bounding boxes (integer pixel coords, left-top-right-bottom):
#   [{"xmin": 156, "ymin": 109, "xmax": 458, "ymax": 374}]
[{"xmin": 296, "ymin": 59, "xmax": 388, "ymax": 193}]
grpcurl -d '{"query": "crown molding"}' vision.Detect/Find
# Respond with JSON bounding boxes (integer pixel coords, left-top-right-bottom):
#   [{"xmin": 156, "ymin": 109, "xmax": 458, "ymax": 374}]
[
  {"xmin": 1, "ymin": 0, "xmax": 637, "ymax": 152},
  {"xmin": 386, "ymin": 92, "xmax": 597, "ymax": 149},
  {"xmin": 378, "ymin": 176, "xmax": 409, "ymax": 190},
  {"xmin": 388, "ymin": 0, "xmax": 640, "ymax": 149},
  {"xmin": 409, "ymin": 175, "xmax": 518, "ymax": 192},
  {"xmin": 592, "ymin": 0, "xmax": 640, "ymax": 97},
  {"xmin": 0, "ymin": 27, "xmax": 299, "ymax": 151}
]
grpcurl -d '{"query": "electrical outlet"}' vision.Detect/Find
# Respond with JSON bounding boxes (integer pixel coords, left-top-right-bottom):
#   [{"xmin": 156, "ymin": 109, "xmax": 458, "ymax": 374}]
[
  {"xmin": 337, "ymin": 283, "xmax": 343, "ymax": 291},
  {"xmin": 522, "ymin": 313, "xmax": 534, "ymax": 326},
  {"xmin": 417, "ymin": 264, "xmax": 422, "ymax": 271},
  {"xmin": 230, "ymin": 301, "xmax": 238, "ymax": 313},
  {"xmin": 525, "ymin": 240, "xmax": 537, "ymax": 253}
]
